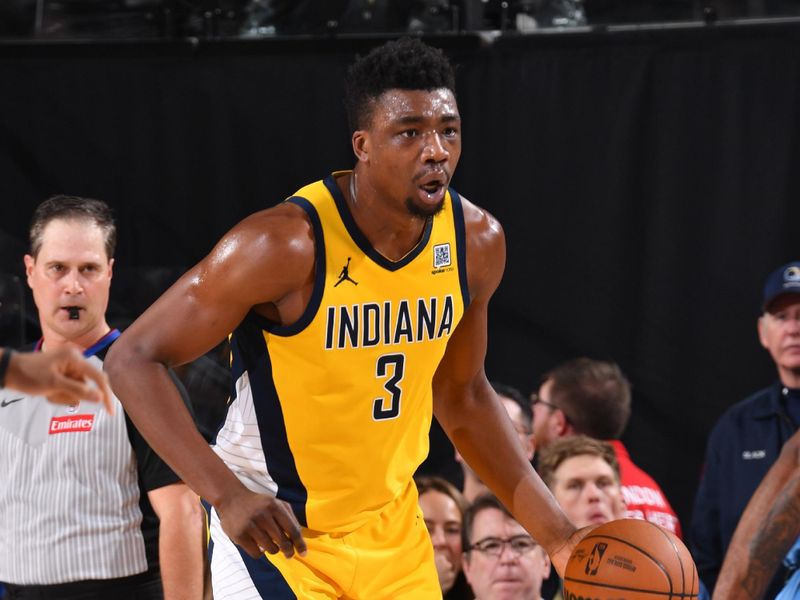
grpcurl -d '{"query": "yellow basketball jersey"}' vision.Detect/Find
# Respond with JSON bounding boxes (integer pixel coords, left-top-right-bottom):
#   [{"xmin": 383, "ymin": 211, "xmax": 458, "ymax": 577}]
[{"xmin": 225, "ymin": 172, "xmax": 469, "ymax": 533}]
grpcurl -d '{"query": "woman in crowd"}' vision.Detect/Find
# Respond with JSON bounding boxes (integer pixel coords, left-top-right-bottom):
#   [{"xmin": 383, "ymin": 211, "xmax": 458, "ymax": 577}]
[{"xmin": 417, "ymin": 475, "xmax": 473, "ymax": 599}]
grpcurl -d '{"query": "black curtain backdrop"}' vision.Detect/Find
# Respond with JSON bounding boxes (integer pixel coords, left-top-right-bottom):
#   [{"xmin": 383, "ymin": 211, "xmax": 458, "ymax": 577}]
[{"xmin": 1, "ymin": 24, "xmax": 799, "ymax": 531}]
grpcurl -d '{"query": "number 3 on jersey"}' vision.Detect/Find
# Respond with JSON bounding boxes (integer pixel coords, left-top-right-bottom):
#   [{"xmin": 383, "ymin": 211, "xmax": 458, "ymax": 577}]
[{"xmin": 373, "ymin": 353, "xmax": 405, "ymax": 421}]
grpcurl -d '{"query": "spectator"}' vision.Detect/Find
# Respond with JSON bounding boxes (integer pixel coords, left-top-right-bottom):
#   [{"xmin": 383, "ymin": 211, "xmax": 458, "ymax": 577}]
[
  {"xmin": 537, "ymin": 436, "xmax": 626, "ymax": 600},
  {"xmin": 537, "ymin": 435, "xmax": 626, "ymax": 528},
  {"xmin": 691, "ymin": 260, "xmax": 800, "ymax": 597},
  {"xmin": 460, "ymin": 382, "xmax": 534, "ymax": 502},
  {"xmin": 531, "ymin": 358, "xmax": 681, "ymax": 536},
  {"xmin": 0, "ymin": 196, "xmax": 204, "ymax": 599},
  {"xmin": 462, "ymin": 494, "xmax": 551, "ymax": 600},
  {"xmin": 417, "ymin": 475, "xmax": 473, "ymax": 599}
]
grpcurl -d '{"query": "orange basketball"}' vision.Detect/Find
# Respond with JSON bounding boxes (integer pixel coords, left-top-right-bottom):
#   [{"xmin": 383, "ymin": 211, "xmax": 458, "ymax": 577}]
[{"xmin": 563, "ymin": 519, "xmax": 699, "ymax": 600}]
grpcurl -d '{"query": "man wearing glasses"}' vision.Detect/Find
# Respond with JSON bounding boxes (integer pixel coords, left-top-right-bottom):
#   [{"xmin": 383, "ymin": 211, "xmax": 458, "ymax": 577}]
[
  {"xmin": 530, "ymin": 358, "xmax": 681, "ymax": 537},
  {"xmin": 462, "ymin": 494, "xmax": 551, "ymax": 600}
]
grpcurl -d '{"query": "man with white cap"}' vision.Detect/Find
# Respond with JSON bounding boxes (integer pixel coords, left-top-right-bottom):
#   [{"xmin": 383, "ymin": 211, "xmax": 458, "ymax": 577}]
[{"xmin": 690, "ymin": 260, "xmax": 800, "ymax": 598}]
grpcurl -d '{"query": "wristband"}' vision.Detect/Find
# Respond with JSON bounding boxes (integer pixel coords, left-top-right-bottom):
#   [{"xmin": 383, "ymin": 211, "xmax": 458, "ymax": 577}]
[{"xmin": 0, "ymin": 347, "xmax": 13, "ymax": 389}]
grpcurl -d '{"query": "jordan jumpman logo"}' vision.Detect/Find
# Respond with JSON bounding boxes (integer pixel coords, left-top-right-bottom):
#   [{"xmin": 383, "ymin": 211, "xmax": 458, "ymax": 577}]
[{"xmin": 334, "ymin": 257, "xmax": 358, "ymax": 287}]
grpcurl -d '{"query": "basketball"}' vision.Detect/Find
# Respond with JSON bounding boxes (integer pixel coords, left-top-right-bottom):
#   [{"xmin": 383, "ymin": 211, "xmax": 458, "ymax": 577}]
[{"xmin": 563, "ymin": 519, "xmax": 699, "ymax": 600}]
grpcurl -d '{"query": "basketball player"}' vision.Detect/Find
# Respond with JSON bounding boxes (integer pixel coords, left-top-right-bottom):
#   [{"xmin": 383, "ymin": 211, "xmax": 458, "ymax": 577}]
[
  {"xmin": 106, "ymin": 38, "xmax": 581, "ymax": 598},
  {"xmin": 1, "ymin": 345, "xmax": 113, "ymax": 410}
]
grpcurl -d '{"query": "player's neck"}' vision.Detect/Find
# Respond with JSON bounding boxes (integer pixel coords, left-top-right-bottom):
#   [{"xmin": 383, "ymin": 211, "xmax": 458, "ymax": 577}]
[{"xmin": 346, "ymin": 170, "xmax": 429, "ymax": 262}]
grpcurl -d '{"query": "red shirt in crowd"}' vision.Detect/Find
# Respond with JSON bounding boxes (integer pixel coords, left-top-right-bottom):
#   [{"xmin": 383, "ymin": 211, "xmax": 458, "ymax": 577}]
[{"xmin": 610, "ymin": 439, "xmax": 682, "ymax": 538}]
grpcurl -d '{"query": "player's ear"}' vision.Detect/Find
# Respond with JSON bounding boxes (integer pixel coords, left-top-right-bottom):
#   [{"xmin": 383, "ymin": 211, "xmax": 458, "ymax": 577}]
[{"xmin": 352, "ymin": 130, "xmax": 369, "ymax": 163}]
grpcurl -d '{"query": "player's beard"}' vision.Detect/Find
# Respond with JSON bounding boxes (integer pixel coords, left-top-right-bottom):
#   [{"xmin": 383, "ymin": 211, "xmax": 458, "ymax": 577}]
[{"xmin": 405, "ymin": 196, "xmax": 445, "ymax": 218}]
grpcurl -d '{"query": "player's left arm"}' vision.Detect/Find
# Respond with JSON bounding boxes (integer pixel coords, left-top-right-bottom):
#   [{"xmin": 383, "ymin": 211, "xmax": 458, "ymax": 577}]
[
  {"xmin": 432, "ymin": 197, "xmax": 578, "ymax": 576},
  {"xmin": 713, "ymin": 430, "xmax": 800, "ymax": 600},
  {"xmin": 148, "ymin": 482, "xmax": 205, "ymax": 600}
]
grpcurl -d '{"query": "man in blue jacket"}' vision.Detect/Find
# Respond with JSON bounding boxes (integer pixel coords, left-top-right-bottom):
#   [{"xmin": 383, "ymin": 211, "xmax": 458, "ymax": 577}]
[{"xmin": 691, "ymin": 260, "xmax": 800, "ymax": 597}]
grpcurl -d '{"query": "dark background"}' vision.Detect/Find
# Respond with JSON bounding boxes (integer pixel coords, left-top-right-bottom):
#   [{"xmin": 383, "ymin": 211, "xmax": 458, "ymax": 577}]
[{"xmin": 1, "ymin": 23, "xmax": 798, "ymax": 534}]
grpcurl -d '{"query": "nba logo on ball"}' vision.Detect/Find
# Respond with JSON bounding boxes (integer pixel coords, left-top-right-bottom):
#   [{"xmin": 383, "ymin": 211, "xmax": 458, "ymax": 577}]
[
  {"xmin": 564, "ymin": 519, "xmax": 699, "ymax": 600},
  {"xmin": 585, "ymin": 542, "xmax": 607, "ymax": 576}
]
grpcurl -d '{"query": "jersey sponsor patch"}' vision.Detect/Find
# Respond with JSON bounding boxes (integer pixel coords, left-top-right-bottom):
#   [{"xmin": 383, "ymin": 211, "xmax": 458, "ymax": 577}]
[
  {"xmin": 433, "ymin": 243, "xmax": 451, "ymax": 268},
  {"xmin": 49, "ymin": 414, "xmax": 95, "ymax": 434}
]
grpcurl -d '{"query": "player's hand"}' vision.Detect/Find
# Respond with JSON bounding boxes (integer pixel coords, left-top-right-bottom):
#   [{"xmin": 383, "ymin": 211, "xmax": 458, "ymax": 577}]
[
  {"xmin": 6, "ymin": 347, "xmax": 114, "ymax": 413},
  {"xmin": 216, "ymin": 487, "xmax": 307, "ymax": 560},
  {"xmin": 434, "ymin": 550, "xmax": 456, "ymax": 592}
]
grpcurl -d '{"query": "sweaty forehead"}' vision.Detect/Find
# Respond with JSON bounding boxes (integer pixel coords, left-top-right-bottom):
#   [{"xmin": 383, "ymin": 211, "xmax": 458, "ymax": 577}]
[{"xmin": 371, "ymin": 88, "xmax": 459, "ymax": 123}]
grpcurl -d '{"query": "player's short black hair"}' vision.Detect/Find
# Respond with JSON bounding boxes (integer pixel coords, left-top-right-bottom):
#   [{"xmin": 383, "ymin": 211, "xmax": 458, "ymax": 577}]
[
  {"xmin": 344, "ymin": 37, "xmax": 456, "ymax": 133},
  {"xmin": 30, "ymin": 195, "xmax": 116, "ymax": 259}
]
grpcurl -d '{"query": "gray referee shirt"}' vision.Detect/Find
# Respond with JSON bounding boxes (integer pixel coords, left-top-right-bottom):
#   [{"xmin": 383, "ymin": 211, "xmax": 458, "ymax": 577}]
[{"xmin": 0, "ymin": 334, "xmax": 181, "ymax": 585}]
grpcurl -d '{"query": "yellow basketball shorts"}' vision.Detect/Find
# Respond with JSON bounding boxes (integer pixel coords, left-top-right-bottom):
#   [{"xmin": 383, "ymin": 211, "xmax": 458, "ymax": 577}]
[{"xmin": 206, "ymin": 482, "xmax": 442, "ymax": 599}]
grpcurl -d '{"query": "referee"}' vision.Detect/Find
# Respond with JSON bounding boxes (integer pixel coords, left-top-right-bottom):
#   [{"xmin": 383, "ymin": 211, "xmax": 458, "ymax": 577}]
[{"xmin": 0, "ymin": 196, "xmax": 204, "ymax": 599}]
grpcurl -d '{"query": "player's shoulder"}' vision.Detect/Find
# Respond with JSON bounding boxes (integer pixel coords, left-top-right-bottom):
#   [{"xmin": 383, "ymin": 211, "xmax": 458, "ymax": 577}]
[
  {"xmin": 456, "ymin": 193, "xmax": 505, "ymax": 250},
  {"xmin": 194, "ymin": 200, "xmax": 318, "ymax": 300},
  {"xmin": 221, "ymin": 201, "xmax": 316, "ymax": 264},
  {"xmin": 235, "ymin": 201, "xmax": 314, "ymax": 243},
  {"xmin": 454, "ymin": 193, "xmax": 505, "ymax": 299}
]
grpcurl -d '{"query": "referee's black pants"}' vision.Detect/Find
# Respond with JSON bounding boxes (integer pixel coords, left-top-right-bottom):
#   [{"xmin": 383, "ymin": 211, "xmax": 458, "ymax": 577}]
[{"xmin": 3, "ymin": 571, "xmax": 162, "ymax": 600}]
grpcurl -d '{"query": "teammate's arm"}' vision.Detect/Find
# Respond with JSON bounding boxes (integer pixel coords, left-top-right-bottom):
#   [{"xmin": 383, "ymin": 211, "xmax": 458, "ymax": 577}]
[
  {"xmin": 431, "ymin": 199, "xmax": 579, "ymax": 576},
  {"xmin": 106, "ymin": 205, "xmax": 311, "ymax": 559},
  {"xmin": 2, "ymin": 346, "xmax": 113, "ymax": 411},
  {"xmin": 148, "ymin": 483, "xmax": 205, "ymax": 600},
  {"xmin": 713, "ymin": 430, "xmax": 800, "ymax": 600}
]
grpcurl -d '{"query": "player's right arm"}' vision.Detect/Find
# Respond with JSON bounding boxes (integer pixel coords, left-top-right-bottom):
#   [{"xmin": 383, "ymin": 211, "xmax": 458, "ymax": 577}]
[
  {"xmin": 105, "ymin": 203, "xmax": 313, "ymax": 559},
  {"xmin": 713, "ymin": 430, "xmax": 800, "ymax": 600}
]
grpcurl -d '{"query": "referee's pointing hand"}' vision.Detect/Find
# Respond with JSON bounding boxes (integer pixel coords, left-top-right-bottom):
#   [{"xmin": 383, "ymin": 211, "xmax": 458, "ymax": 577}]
[{"xmin": 3, "ymin": 347, "xmax": 114, "ymax": 413}]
